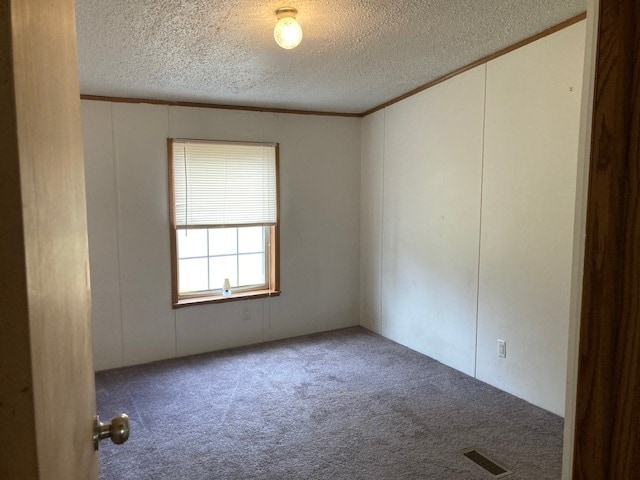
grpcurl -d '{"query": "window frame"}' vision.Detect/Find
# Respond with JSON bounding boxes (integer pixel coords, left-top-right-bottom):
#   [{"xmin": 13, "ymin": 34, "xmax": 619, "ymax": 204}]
[
  {"xmin": 175, "ymin": 225, "xmax": 270, "ymax": 295},
  {"xmin": 168, "ymin": 138, "xmax": 280, "ymax": 308}
]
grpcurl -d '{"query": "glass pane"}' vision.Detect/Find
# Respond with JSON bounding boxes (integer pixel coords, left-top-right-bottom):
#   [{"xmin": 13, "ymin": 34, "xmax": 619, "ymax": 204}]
[
  {"xmin": 179, "ymin": 258, "xmax": 209, "ymax": 293},
  {"xmin": 238, "ymin": 253, "xmax": 266, "ymax": 287},
  {"xmin": 210, "ymin": 256, "xmax": 238, "ymax": 289},
  {"xmin": 177, "ymin": 229, "xmax": 207, "ymax": 259},
  {"xmin": 209, "ymin": 228, "xmax": 237, "ymax": 256},
  {"xmin": 238, "ymin": 226, "xmax": 265, "ymax": 254}
]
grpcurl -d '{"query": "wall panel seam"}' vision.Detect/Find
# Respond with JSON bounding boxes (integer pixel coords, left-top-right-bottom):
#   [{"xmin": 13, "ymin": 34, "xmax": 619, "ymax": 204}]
[
  {"xmin": 110, "ymin": 102, "xmax": 126, "ymax": 368},
  {"xmin": 379, "ymin": 109, "xmax": 386, "ymax": 335},
  {"xmin": 474, "ymin": 64, "xmax": 489, "ymax": 379}
]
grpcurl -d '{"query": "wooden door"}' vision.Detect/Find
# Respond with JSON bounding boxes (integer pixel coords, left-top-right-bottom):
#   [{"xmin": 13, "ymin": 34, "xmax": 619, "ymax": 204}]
[{"xmin": 0, "ymin": 0, "xmax": 98, "ymax": 479}]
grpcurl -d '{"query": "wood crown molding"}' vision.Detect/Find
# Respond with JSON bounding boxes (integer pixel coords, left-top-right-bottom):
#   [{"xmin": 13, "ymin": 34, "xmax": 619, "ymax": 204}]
[
  {"xmin": 79, "ymin": 95, "xmax": 362, "ymax": 118},
  {"xmin": 361, "ymin": 12, "xmax": 587, "ymax": 116}
]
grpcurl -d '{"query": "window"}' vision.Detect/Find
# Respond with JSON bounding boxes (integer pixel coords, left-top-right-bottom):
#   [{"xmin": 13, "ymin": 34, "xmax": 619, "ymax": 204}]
[{"xmin": 168, "ymin": 139, "xmax": 279, "ymax": 306}]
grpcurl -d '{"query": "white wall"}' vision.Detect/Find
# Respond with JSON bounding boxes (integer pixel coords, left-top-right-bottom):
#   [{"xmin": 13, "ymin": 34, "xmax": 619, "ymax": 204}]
[
  {"xmin": 361, "ymin": 67, "xmax": 486, "ymax": 377},
  {"xmin": 361, "ymin": 21, "xmax": 586, "ymax": 414},
  {"xmin": 83, "ymin": 102, "xmax": 361, "ymax": 371},
  {"xmin": 382, "ymin": 66, "xmax": 486, "ymax": 376},
  {"xmin": 476, "ymin": 22, "xmax": 585, "ymax": 415}
]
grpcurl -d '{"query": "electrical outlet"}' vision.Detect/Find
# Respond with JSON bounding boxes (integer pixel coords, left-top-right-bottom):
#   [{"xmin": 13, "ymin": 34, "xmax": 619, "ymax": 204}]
[
  {"xmin": 242, "ymin": 306, "xmax": 251, "ymax": 321},
  {"xmin": 497, "ymin": 339, "xmax": 506, "ymax": 358}
]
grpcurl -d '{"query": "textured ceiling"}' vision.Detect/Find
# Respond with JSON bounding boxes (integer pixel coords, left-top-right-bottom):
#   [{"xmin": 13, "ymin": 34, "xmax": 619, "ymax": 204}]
[{"xmin": 75, "ymin": 0, "xmax": 586, "ymax": 114}]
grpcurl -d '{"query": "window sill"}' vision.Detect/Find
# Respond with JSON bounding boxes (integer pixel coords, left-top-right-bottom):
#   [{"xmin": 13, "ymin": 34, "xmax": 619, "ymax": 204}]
[{"xmin": 173, "ymin": 289, "xmax": 281, "ymax": 309}]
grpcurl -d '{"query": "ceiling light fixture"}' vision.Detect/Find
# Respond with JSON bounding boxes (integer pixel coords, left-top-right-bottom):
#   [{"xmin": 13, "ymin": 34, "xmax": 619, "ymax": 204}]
[{"xmin": 274, "ymin": 7, "xmax": 302, "ymax": 50}]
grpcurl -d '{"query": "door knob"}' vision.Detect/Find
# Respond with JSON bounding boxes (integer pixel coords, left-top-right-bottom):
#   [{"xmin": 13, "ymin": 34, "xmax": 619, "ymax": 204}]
[{"xmin": 93, "ymin": 413, "xmax": 130, "ymax": 450}]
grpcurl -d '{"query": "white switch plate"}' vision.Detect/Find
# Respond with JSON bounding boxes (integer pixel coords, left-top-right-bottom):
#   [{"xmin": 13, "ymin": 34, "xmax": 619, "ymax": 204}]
[{"xmin": 497, "ymin": 339, "xmax": 507, "ymax": 358}]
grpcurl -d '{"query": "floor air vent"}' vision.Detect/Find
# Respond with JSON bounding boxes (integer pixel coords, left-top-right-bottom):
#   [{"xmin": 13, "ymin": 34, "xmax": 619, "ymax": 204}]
[{"xmin": 461, "ymin": 448, "xmax": 513, "ymax": 478}]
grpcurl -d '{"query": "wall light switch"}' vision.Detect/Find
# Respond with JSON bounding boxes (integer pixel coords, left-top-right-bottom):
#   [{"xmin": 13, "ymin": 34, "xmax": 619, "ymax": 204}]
[{"xmin": 497, "ymin": 339, "xmax": 507, "ymax": 358}]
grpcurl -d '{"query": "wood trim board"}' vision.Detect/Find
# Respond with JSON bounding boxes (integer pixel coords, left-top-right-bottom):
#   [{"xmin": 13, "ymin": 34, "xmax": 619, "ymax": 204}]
[{"xmin": 80, "ymin": 94, "xmax": 362, "ymax": 118}]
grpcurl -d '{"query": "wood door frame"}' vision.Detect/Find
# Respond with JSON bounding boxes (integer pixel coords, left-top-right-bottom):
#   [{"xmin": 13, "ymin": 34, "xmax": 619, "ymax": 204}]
[{"xmin": 571, "ymin": 0, "xmax": 640, "ymax": 477}]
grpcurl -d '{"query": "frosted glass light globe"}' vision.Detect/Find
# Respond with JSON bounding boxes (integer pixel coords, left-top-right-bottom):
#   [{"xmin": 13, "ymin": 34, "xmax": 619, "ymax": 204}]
[{"xmin": 274, "ymin": 17, "xmax": 303, "ymax": 49}]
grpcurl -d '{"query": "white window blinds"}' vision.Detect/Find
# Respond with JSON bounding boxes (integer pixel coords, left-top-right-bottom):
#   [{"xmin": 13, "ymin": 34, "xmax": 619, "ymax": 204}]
[{"xmin": 172, "ymin": 140, "xmax": 277, "ymax": 227}]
